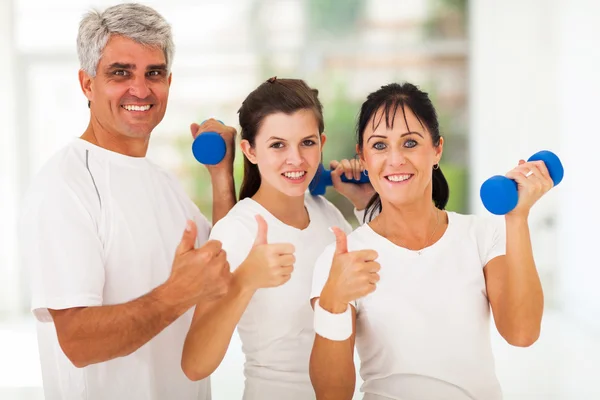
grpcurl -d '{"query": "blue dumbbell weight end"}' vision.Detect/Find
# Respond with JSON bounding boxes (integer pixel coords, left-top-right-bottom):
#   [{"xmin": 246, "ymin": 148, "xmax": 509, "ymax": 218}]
[{"xmin": 191, "ymin": 119, "xmax": 226, "ymax": 165}]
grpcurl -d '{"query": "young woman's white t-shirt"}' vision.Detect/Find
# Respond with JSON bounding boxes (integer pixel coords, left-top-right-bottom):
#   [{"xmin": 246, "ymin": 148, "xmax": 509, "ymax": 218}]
[
  {"xmin": 311, "ymin": 211, "xmax": 506, "ymax": 400},
  {"xmin": 209, "ymin": 193, "xmax": 362, "ymax": 400}
]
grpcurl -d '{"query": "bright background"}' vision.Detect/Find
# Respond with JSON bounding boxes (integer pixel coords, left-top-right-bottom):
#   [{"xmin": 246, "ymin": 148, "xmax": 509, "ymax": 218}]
[{"xmin": 0, "ymin": 0, "xmax": 598, "ymax": 399}]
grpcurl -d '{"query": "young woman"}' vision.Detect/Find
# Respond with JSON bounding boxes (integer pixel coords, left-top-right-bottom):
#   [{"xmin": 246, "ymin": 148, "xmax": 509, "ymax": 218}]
[
  {"xmin": 181, "ymin": 77, "xmax": 374, "ymax": 399},
  {"xmin": 310, "ymin": 82, "xmax": 551, "ymax": 400}
]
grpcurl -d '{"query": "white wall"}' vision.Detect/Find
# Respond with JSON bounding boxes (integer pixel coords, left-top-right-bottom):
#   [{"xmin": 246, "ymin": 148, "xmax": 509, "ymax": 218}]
[
  {"xmin": 469, "ymin": 0, "xmax": 561, "ymax": 302},
  {"xmin": 0, "ymin": 0, "xmax": 21, "ymax": 316},
  {"xmin": 470, "ymin": 0, "xmax": 598, "ymax": 331},
  {"xmin": 556, "ymin": 0, "xmax": 600, "ymax": 332}
]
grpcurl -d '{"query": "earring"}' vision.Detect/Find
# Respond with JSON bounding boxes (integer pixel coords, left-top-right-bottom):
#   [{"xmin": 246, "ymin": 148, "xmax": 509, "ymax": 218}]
[
  {"xmin": 433, "ymin": 164, "xmax": 439, "ymax": 170},
  {"xmin": 363, "ymin": 169, "xmax": 369, "ymax": 176}
]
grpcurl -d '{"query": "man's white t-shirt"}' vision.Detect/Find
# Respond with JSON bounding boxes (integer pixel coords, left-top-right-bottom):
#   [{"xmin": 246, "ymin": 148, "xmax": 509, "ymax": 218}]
[
  {"xmin": 208, "ymin": 193, "xmax": 362, "ymax": 400},
  {"xmin": 19, "ymin": 138, "xmax": 212, "ymax": 400},
  {"xmin": 311, "ymin": 211, "xmax": 506, "ymax": 400}
]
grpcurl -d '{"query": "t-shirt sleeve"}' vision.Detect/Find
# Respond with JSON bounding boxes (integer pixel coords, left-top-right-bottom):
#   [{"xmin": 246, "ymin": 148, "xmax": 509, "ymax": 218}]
[
  {"xmin": 479, "ymin": 216, "xmax": 507, "ymax": 266},
  {"xmin": 21, "ymin": 179, "xmax": 105, "ymax": 323},
  {"xmin": 208, "ymin": 217, "xmax": 254, "ymax": 272}
]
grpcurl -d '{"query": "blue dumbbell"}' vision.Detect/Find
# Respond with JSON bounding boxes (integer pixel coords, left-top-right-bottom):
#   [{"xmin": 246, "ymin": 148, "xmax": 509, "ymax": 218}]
[
  {"xmin": 191, "ymin": 119, "xmax": 226, "ymax": 165},
  {"xmin": 309, "ymin": 163, "xmax": 370, "ymax": 196},
  {"xmin": 480, "ymin": 150, "xmax": 564, "ymax": 215}
]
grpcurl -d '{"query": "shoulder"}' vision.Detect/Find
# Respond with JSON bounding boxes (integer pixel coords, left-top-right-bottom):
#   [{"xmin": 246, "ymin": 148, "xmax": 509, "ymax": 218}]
[
  {"xmin": 447, "ymin": 211, "xmax": 505, "ymax": 237},
  {"xmin": 209, "ymin": 199, "xmax": 259, "ymax": 240},
  {"xmin": 23, "ymin": 141, "xmax": 101, "ymax": 213}
]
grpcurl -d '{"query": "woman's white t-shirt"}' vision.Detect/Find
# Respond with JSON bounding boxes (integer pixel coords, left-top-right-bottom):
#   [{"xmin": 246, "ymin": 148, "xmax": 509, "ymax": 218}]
[
  {"xmin": 311, "ymin": 211, "xmax": 506, "ymax": 400},
  {"xmin": 209, "ymin": 192, "xmax": 362, "ymax": 400}
]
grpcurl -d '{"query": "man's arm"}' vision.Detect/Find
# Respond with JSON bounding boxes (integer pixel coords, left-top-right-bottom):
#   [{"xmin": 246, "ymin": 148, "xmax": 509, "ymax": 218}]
[
  {"xmin": 210, "ymin": 171, "xmax": 236, "ymax": 225},
  {"xmin": 189, "ymin": 119, "xmax": 238, "ymax": 225},
  {"xmin": 49, "ymin": 283, "xmax": 189, "ymax": 368},
  {"xmin": 48, "ymin": 221, "xmax": 231, "ymax": 369}
]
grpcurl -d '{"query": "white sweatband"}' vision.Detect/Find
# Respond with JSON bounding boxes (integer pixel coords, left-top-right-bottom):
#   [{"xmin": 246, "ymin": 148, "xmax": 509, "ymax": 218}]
[{"xmin": 314, "ymin": 299, "xmax": 352, "ymax": 341}]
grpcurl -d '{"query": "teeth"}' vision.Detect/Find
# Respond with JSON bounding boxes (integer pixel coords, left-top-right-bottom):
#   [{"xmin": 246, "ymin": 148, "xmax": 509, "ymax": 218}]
[
  {"xmin": 283, "ymin": 171, "xmax": 305, "ymax": 179},
  {"xmin": 387, "ymin": 174, "xmax": 411, "ymax": 182},
  {"xmin": 122, "ymin": 105, "xmax": 151, "ymax": 111}
]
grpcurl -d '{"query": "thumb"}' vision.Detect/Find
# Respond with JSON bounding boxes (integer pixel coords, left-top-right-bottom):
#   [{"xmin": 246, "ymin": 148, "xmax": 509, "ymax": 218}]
[
  {"xmin": 254, "ymin": 215, "xmax": 268, "ymax": 246},
  {"xmin": 331, "ymin": 226, "xmax": 348, "ymax": 255},
  {"xmin": 176, "ymin": 220, "xmax": 197, "ymax": 256},
  {"xmin": 190, "ymin": 123, "xmax": 201, "ymax": 139}
]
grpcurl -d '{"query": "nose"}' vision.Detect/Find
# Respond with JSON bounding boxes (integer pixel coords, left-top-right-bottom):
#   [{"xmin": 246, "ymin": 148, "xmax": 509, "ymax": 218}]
[
  {"xmin": 129, "ymin": 75, "xmax": 151, "ymax": 100},
  {"xmin": 388, "ymin": 146, "xmax": 407, "ymax": 166},
  {"xmin": 286, "ymin": 146, "xmax": 304, "ymax": 166}
]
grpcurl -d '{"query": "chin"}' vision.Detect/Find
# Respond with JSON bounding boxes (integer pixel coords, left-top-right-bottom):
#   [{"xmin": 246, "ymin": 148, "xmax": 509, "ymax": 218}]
[{"xmin": 279, "ymin": 185, "xmax": 309, "ymax": 198}]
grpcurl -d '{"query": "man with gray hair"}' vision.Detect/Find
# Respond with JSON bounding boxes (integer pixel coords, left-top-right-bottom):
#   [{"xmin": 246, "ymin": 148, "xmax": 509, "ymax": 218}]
[{"xmin": 19, "ymin": 3, "xmax": 236, "ymax": 399}]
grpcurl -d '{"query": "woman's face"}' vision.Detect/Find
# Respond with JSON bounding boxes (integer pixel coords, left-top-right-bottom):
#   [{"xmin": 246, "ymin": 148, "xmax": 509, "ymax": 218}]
[
  {"xmin": 242, "ymin": 109, "xmax": 326, "ymax": 198},
  {"xmin": 359, "ymin": 106, "xmax": 443, "ymax": 207}
]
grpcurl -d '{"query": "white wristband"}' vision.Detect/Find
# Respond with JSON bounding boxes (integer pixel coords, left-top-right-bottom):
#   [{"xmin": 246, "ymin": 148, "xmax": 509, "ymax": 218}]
[{"xmin": 314, "ymin": 299, "xmax": 352, "ymax": 341}]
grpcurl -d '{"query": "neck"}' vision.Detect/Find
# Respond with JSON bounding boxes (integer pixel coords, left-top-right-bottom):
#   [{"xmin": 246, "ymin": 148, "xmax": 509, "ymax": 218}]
[
  {"xmin": 80, "ymin": 117, "xmax": 149, "ymax": 158},
  {"xmin": 252, "ymin": 183, "xmax": 308, "ymax": 229},
  {"xmin": 373, "ymin": 196, "xmax": 440, "ymax": 242}
]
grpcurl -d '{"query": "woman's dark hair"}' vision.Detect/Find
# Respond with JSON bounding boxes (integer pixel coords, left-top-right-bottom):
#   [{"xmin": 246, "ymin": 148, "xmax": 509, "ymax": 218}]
[
  {"xmin": 357, "ymin": 82, "xmax": 450, "ymax": 222},
  {"xmin": 238, "ymin": 77, "xmax": 324, "ymax": 200}
]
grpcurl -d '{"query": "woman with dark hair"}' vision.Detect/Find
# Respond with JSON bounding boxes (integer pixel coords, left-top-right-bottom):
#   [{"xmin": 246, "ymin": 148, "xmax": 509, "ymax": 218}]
[
  {"xmin": 309, "ymin": 82, "xmax": 552, "ymax": 400},
  {"xmin": 181, "ymin": 77, "xmax": 374, "ymax": 399}
]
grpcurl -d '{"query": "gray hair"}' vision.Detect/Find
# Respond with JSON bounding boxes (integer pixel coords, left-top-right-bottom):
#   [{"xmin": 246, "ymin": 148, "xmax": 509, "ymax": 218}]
[{"xmin": 77, "ymin": 3, "xmax": 174, "ymax": 77}]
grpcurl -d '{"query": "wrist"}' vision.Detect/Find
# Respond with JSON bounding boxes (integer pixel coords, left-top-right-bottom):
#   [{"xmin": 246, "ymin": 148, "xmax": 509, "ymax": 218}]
[
  {"xmin": 505, "ymin": 212, "xmax": 529, "ymax": 225},
  {"xmin": 319, "ymin": 285, "xmax": 349, "ymax": 313},
  {"xmin": 233, "ymin": 268, "xmax": 259, "ymax": 294},
  {"xmin": 152, "ymin": 282, "xmax": 192, "ymax": 315},
  {"xmin": 208, "ymin": 164, "xmax": 234, "ymax": 178}
]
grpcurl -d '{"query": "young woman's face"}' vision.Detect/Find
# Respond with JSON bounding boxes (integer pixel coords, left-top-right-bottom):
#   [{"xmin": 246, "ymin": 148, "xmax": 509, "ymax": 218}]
[
  {"xmin": 242, "ymin": 109, "xmax": 326, "ymax": 198},
  {"xmin": 359, "ymin": 106, "xmax": 443, "ymax": 207}
]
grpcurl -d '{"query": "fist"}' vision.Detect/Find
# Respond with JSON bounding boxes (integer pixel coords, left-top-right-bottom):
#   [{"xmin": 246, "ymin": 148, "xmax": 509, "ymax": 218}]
[
  {"xmin": 322, "ymin": 227, "xmax": 380, "ymax": 306},
  {"xmin": 169, "ymin": 220, "xmax": 232, "ymax": 304},
  {"xmin": 236, "ymin": 215, "xmax": 296, "ymax": 290},
  {"xmin": 190, "ymin": 118, "xmax": 237, "ymax": 170}
]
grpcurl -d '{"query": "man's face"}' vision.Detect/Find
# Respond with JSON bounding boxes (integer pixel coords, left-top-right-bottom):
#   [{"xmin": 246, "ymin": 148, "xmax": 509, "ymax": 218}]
[{"xmin": 80, "ymin": 35, "xmax": 172, "ymax": 139}]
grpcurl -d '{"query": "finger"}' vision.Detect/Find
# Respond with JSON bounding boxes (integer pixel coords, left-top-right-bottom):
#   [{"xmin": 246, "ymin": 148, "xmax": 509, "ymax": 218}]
[
  {"xmin": 329, "ymin": 160, "xmax": 340, "ymax": 171},
  {"xmin": 369, "ymin": 272, "xmax": 380, "ymax": 284},
  {"xmin": 331, "ymin": 226, "xmax": 348, "ymax": 255},
  {"xmin": 354, "ymin": 249, "xmax": 379, "ymax": 262},
  {"xmin": 279, "ymin": 265, "xmax": 294, "ymax": 275},
  {"xmin": 330, "ymin": 163, "xmax": 344, "ymax": 186},
  {"xmin": 269, "ymin": 243, "xmax": 296, "ymax": 255},
  {"xmin": 278, "ymin": 254, "xmax": 296, "ymax": 266},
  {"xmin": 254, "ymin": 215, "xmax": 268, "ymax": 246},
  {"xmin": 196, "ymin": 239, "xmax": 223, "ymax": 260},
  {"xmin": 351, "ymin": 159, "xmax": 361, "ymax": 181},
  {"xmin": 530, "ymin": 160, "xmax": 553, "ymax": 189},
  {"xmin": 278, "ymin": 274, "xmax": 293, "ymax": 286},
  {"xmin": 190, "ymin": 123, "xmax": 201, "ymax": 139},
  {"xmin": 340, "ymin": 159, "xmax": 353, "ymax": 180},
  {"xmin": 362, "ymin": 261, "xmax": 381, "ymax": 273},
  {"xmin": 175, "ymin": 220, "xmax": 198, "ymax": 256}
]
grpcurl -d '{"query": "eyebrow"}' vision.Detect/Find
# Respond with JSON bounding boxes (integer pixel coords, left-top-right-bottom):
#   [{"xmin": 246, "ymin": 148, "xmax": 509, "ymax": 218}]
[
  {"xmin": 267, "ymin": 134, "xmax": 319, "ymax": 141},
  {"xmin": 366, "ymin": 131, "xmax": 424, "ymax": 143},
  {"xmin": 105, "ymin": 63, "xmax": 167, "ymax": 71}
]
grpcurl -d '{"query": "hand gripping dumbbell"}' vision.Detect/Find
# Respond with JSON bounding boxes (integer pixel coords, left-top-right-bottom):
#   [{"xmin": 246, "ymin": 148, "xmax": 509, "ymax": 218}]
[
  {"xmin": 191, "ymin": 119, "xmax": 226, "ymax": 165},
  {"xmin": 479, "ymin": 150, "xmax": 564, "ymax": 215},
  {"xmin": 309, "ymin": 163, "xmax": 370, "ymax": 196}
]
